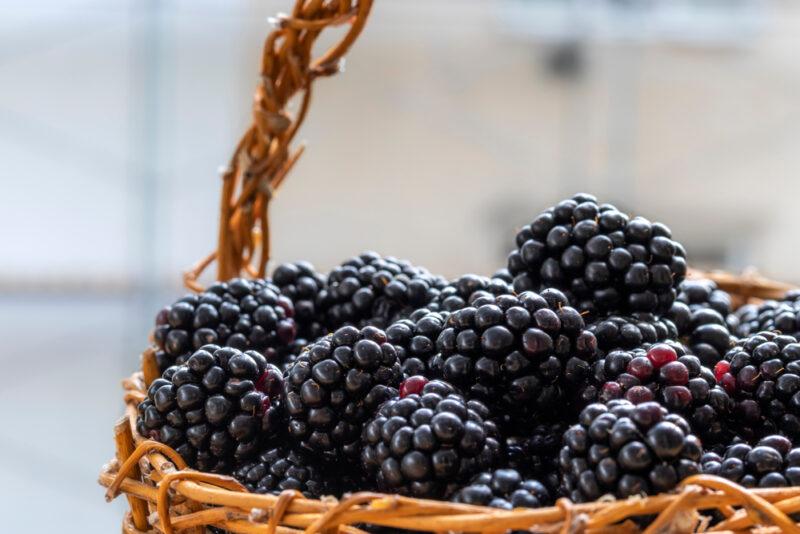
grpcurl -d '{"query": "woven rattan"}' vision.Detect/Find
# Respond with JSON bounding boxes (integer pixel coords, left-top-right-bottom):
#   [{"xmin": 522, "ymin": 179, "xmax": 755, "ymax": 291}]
[{"xmin": 100, "ymin": 0, "xmax": 800, "ymax": 532}]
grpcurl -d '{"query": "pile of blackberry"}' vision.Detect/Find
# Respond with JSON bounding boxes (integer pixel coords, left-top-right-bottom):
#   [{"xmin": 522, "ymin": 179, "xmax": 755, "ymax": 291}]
[
  {"xmin": 701, "ymin": 435, "xmax": 800, "ymax": 488},
  {"xmin": 152, "ymin": 278, "xmax": 297, "ymax": 372},
  {"xmin": 507, "ymin": 193, "xmax": 687, "ymax": 315},
  {"xmin": 735, "ymin": 290, "xmax": 800, "ymax": 339}
]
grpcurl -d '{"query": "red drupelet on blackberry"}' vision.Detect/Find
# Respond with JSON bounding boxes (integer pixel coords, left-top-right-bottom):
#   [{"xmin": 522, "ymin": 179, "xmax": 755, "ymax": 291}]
[
  {"xmin": 283, "ymin": 325, "xmax": 402, "ymax": 459},
  {"xmin": 316, "ymin": 252, "xmax": 447, "ymax": 330},
  {"xmin": 560, "ymin": 400, "xmax": 702, "ymax": 503},
  {"xmin": 507, "ymin": 193, "xmax": 687, "ymax": 315},
  {"xmin": 452, "ymin": 469, "xmax": 552, "ymax": 509},
  {"xmin": 701, "ymin": 435, "xmax": 800, "ymax": 488},
  {"xmin": 360, "ymin": 382, "xmax": 500, "ymax": 499},
  {"xmin": 152, "ymin": 278, "xmax": 297, "ymax": 372},
  {"xmin": 232, "ymin": 445, "xmax": 324, "ymax": 497},
  {"xmin": 272, "ymin": 261, "xmax": 327, "ymax": 350},
  {"xmin": 735, "ymin": 290, "xmax": 800, "ymax": 339},
  {"xmin": 136, "ymin": 345, "xmax": 284, "ymax": 473}
]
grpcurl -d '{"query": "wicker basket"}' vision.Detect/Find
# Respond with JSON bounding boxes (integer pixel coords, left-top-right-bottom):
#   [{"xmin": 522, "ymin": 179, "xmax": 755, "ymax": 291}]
[{"xmin": 99, "ymin": 1, "xmax": 800, "ymax": 532}]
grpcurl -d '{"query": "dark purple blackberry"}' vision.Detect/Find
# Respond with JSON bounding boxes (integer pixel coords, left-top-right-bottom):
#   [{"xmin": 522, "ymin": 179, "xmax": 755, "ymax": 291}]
[
  {"xmin": 284, "ymin": 325, "xmax": 402, "ymax": 459},
  {"xmin": 505, "ymin": 422, "xmax": 565, "ymax": 494},
  {"xmin": 360, "ymin": 384, "xmax": 500, "ymax": 499},
  {"xmin": 317, "ymin": 252, "xmax": 447, "ymax": 330},
  {"xmin": 667, "ymin": 278, "xmax": 736, "ymax": 366},
  {"xmin": 386, "ymin": 309, "xmax": 449, "ymax": 378},
  {"xmin": 507, "ymin": 193, "xmax": 687, "ymax": 315},
  {"xmin": 428, "ymin": 289, "xmax": 598, "ymax": 420},
  {"xmin": 272, "ymin": 261, "xmax": 327, "ymax": 347},
  {"xmin": 701, "ymin": 435, "xmax": 800, "ymax": 488},
  {"xmin": 152, "ymin": 278, "xmax": 297, "ymax": 372},
  {"xmin": 136, "ymin": 345, "xmax": 284, "ymax": 472},
  {"xmin": 452, "ymin": 469, "xmax": 552, "ymax": 509},
  {"xmin": 430, "ymin": 274, "xmax": 513, "ymax": 313},
  {"xmin": 719, "ymin": 331, "xmax": 800, "ymax": 442},
  {"xmin": 588, "ymin": 313, "xmax": 678, "ymax": 355},
  {"xmin": 735, "ymin": 290, "xmax": 800, "ymax": 339},
  {"xmin": 579, "ymin": 343, "xmax": 733, "ymax": 446},
  {"xmin": 560, "ymin": 400, "xmax": 702, "ymax": 503},
  {"xmin": 233, "ymin": 445, "xmax": 324, "ymax": 497}
]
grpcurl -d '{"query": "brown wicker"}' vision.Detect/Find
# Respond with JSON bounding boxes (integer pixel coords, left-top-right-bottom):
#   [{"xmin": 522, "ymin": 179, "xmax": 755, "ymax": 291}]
[{"xmin": 99, "ymin": 1, "xmax": 800, "ymax": 532}]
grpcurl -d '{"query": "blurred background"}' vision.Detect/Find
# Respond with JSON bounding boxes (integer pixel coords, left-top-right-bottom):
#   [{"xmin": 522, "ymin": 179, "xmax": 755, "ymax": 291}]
[{"xmin": 1, "ymin": 0, "xmax": 798, "ymax": 531}]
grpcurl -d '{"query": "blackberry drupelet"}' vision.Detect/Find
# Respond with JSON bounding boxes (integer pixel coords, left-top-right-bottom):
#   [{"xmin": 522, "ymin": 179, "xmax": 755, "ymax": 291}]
[
  {"xmin": 580, "ymin": 343, "xmax": 733, "ymax": 446},
  {"xmin": 735, "ymin": 290, "xmax": 800, "ymax": 339},
  {"xmin": 284, "ymin": 325, "xmax": 402, "ymax": 459},
  {"xmin": 317, "ymin": 252, "xmax": 447, "ymax": 330},
  {"xmin": 507, "ymin": 193, "xmax": 687, "ymax": 315},
  {"xmin": 152, "ymin": 278, "xmax": 297, "ymax": 372},
  {"xmin": 136, "ymin": 345, "xmax": 284, "ymax": 473},
  {"xmin": 718, "ymin": 331, "xmax": 800, "ymax": 441},
  {"xmin": 360, "ymin": 384, "xmax": 500, "ymax": 498},
  {"xmin": 588, "ymin": 313, "xmax": 678, "ymax": 355},
  {"xmin": 667, "ymin": 278, "xmax": 736, "ymax": 366},
  {"xmin": 386, "ymin": 309, "xmax": 449, "ymax": 378},
  {"xmin": 452, "ymin": 469, "xmax": 552, "ymax": 509},
  {"xmin": 560, "ymin": 400, "xmax": 702, "ymax": 503},
  {"xmin": 233, "ymin": 445, "xmax": 324, "ymax": 497},
  {"xmin": 430, "ymin": 274, "xmax": 512, "ymax": 314},
  {"xmin": 428, "ymin": 289, "xmax": 598, "ymax": 420},
  {"xmin": 272, "ymin": 261, "xmax": 327, "ymax": 347},
  {"xmin": 701, "ymin": 435, "xmax": 800, "ymax": 488}
]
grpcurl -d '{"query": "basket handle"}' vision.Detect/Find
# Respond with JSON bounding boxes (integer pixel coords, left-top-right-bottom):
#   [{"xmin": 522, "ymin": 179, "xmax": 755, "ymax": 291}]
[{"xmin": 185, "ymin": 0, "xmax": 374, "ymax": 291}]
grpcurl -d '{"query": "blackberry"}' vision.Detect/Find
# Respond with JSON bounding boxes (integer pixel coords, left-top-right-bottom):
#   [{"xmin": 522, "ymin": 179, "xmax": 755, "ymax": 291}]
[
  {"xmin": 136, "ymin": 345, "xmax": 284, "ymax": 472},
  {"xmin": 386, "ymin": 309, "xmax": 449, "ymax": 378},
  {"xmin": 452, "ymin": 469, "xmax": 552, "ymax": 509},
  {"xmin": 560, "ymin": 400, "xmax": 702, "ymax": 503},
  {"xmin": 580, "ymin": 343, "xmax": 733, "ymax": 446},
  {"xmin": 284, "ymin": 325, "xmax": 402, "ymax": 458},
  {"xmin": 506, "ymin": 422, "xmax": 565, "ymax": 494},
  {"xmin": 718, "ymin": 331, "xmax": 800, "ymax": 441},
  {"xmin": 735, "ymin": 290, "xmax": 800, "ymax": 339},
  {"xmin": 507, "ymin": 193, "xmax": 687, "ymax": 315},
  {"xmin": 360, "ymin": 384, "xmax": 500, "ymax": 498},
  {"xmin": 701, "ymin": 435, "xmax": 800, "ymax": 488},
  {"xmin": 430, "ymin": 274, "xmax": 512, "ymax": 313},
  {"xmin": 317, "ymin": 252, "xmax": 447, "ymax": 330},
  {"xmin": 272, "ymin": 261, "xmax": 327, "ymax": 346},
  {"xmin": 667, "ymin": 279, "xmax": 736, "ymax": 366},
  {"xmin": 588, "ymin": 313, "xmax": 678, "ymax": 355},
  {"xmin": 233, "ymin": 445, "xmax": 324, "ymax": 497},
  {"xmin": 152, "ymin": 278, "xmax": 297, "ymax": 372},
  {"xmin": 428, "ymin": 289, "xmax": 598, "ymax": 421}
]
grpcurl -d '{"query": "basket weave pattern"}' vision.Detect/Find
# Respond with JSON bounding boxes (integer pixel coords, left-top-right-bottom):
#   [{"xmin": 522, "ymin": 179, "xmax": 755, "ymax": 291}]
[{"xmin": 99, "ymin": 1, "xmax": 800, "ymax": 532}]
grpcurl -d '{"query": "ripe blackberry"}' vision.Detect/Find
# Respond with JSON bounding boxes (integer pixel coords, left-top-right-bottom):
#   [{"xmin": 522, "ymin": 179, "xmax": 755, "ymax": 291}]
[
  {"xmin": 588, "ymin": 313, "xmax": 678, "ymax": 355},
  {"xmin": 317, "ymin": 252, "xmax": 447, "ymax": 330},
  {"xmin": 735, "ymin": 290, "xmax": 800, "ymax": 339},
  {"xmin": 272, "ymin": 261, "xmax": 327, "ymax": 346},
  {"xmin": 428, "ymin": 289, "xmax": 598, "ymax": 420},
  {"xmin": 719, "ymin": 331, "xmax": 800, "ymax": 441},
  {"xmin": 360, "ymin": 384, "xmax": 500, "ymax": 498},
  {"xmin": 386, "ymin": 309, "xmax": 449, "ymax": 378},
  {"xmin": 452, "ymin": 469, "xmax": 552, "ymax": 509},
  {"xmin": 136, "ymin": 345, "xmax": 284, "ymax": 472},
  {"xmin": 560, "ymin": 400, "xmax": 702, "ymax": 503},
  {"xmin": 507, "ymin": 193, "xmax": 687, "ymax": 315},
  {"xmin": 430, "ymin": 274, "xmax": 512, "ymax": 313},
  {"xmin": 701, "ymin": 435, "xmax": 800, "ymax": 488},
  {"xmin": 152, "ymin": 278, "xmax": 297, "ymax": 372},
  {"xmin": 284, "ymin": 325, "xmax": 402, "ymax": 458},
  {"xmin": 506, "ymin": 422, "xmax": 565, "ymax": 493},
  {"xmin": 667, "ymin": 279, "xmax": 736, "ymax": 366},
  {"xmin": 233, "ymin": 445, "xmax": 324, "ymax": 497},
  {"xmin": 580, "ymin": 343, "xmax": 733, "ymax": 446}
]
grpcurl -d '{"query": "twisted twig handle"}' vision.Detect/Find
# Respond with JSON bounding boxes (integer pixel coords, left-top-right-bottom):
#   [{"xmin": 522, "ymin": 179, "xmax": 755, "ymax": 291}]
[{"xmin": 185, "ymin": 0, "xmax": 374, "ymax": 291}]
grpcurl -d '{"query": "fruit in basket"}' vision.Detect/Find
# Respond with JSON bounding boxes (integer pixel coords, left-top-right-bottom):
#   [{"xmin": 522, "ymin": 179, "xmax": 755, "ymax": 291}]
[
  {"xmin": 588, "ymin": 313, "xmax": 678, "ymax": 355},
  {"xmin": 284, "ymin": 325, "xmax": 402, "ymax": 458},
  {"xmin": 272, "ymin": 261, "xmax": 327, "ymax": 349},
  {"xmin": 559, "ymin": 400, "xmax": 702, "ymax": 502},
  {"xmin": 700, "ymin": 435, "xmax": 800, "ymax": 488},
  {"xmin": 427, "ymin": 289, "xmax": 598, "ymax": 421},
  {"xmin": 429, "ymin": 273, "xmax": 513, "ymax": 313},
  {"xmin": 719, "ymin": 331, "xmax": 800, "ymax": 441},
  {"xmin": 317, "ymin": 251, "xmax": 447, "ymax": 330},
  {"xmin": 360, "ymin": 382, "xmax": 500, "ymax": 499},
  {"xmin": 232, "ymin": 445, "xmax": 324, "ymax": 497},
  {"xmin": 152, "ymin": 278, "xmax": 297, "ymax": 372},
  {"xmin": 735, "ymin": 290, "xmax": 800, "ymax": 339},
  {"xmin": 667, "ymin": 278, "xmax": 736, "ymax": 366},
  {"xmin": 451, "ymin": 469, "xmax": 552, "ymax": 508},
  {"xmin": 507, "ymin": 193, "xmax": 687, "ymax": 315},
  {"xmin": 136, "ymin": 345, "xmax": 285, "ymax": 472},
  {"xmin": 386, "ymin": 308, "xmax": 449, "ymax": 378}
]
